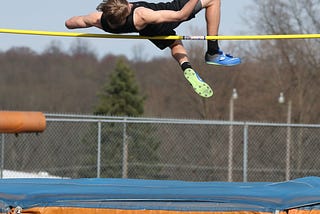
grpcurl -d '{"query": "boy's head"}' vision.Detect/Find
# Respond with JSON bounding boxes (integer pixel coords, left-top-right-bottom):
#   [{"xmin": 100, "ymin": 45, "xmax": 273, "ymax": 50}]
[{"xmin": 97, "ymin": 0, "xmax": 130, "ymax": 28}]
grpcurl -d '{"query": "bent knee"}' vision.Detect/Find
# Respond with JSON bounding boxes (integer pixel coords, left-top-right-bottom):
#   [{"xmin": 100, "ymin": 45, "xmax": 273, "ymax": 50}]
[{"xmin": 201, "ymin": 0, "xmax": 220, "ymax": 8}]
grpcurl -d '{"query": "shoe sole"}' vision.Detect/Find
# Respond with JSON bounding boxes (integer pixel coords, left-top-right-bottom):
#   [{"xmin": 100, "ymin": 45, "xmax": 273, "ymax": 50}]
[
  {"xmin": 184, "ymin": 68, "xmax": 213, "ymax": 98},
  {"xmin": 205, "ymin": 61, "xmax": 241, "ymax": 66}
]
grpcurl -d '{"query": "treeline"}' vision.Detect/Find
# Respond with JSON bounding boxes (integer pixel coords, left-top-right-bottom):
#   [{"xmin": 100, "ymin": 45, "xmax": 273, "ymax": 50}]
[
  {"xmin": 1, "ymin": 0, "xmax": 320, "ymax": 123},
  {"xmin": 0, "ymin": 40, "xmax": 319, "ymax": 124}
]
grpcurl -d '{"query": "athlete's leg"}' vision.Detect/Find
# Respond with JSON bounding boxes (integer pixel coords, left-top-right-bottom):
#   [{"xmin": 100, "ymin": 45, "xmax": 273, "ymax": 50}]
[
  {"xmin": 198, "ymin": 0, "xmax": 220, "ymax": 55},
  {"xmin": 170, "ymin": 40, "xmax": 213, "ymax": 98},
  {"xmin": 170, "ymin": 40, "xmax": 189, "ymax": 65},
  {"xmin": 201, "ymin": 0, "xmax": 241, "ymax": 66},
  {"xmin": 201, "ymin": 0, "xmax": 220, "ymax": 37}
]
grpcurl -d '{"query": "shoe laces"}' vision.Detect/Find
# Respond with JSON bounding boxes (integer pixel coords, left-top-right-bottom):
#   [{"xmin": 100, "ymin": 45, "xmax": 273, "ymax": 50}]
[{"xmin": 219, "ymin": 51, "xmax": 234, "ymax": 58}]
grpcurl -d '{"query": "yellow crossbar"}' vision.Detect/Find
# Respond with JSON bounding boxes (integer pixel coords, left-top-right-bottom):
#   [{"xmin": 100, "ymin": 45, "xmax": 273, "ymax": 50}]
[{"xmin": 1, "ymin": 28, "xmax": 320, "ymax": 40}]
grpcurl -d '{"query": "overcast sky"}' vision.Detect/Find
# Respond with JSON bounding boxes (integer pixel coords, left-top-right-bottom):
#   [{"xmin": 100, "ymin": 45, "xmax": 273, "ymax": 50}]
[{"xmin": 0, "ymin": 0, "xmax": 252, "ymax": 60}]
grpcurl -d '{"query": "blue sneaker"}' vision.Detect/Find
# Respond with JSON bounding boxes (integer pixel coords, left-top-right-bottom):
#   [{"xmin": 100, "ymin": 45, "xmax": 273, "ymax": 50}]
[
  {"xmin": 184, "ymin": 68, "xmax": 213, "ymax": 98},
  {"xmin": 205, "ymin": 50, "xmax": 241, "ymax": 66}
]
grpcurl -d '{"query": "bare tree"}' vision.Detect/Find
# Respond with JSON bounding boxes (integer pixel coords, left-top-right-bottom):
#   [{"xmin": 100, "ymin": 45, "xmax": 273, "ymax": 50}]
[{"xmin": 243, "ymin": 0, "xmax": 320, "ymax": 124}]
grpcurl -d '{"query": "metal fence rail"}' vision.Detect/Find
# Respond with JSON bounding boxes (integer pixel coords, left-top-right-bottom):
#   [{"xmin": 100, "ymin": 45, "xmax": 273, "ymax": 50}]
[{"xmin": 1, "ymin": 113, "xmax": 320, "ymax": 182}]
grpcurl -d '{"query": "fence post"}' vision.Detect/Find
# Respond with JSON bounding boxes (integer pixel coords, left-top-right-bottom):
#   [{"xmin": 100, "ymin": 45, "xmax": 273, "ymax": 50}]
[
  {"xmin": 97, "ymin": 121, "xmax": 101, "ymax": 178},
  {"xmin": 285, "ymin": 100, "xmax": 292, "ymax": 181},
  {"xmin": 243, "ymin": 123, "xmax": 248, "ymax": 182},
  {"xmin": 228, "ymin": 122, "xmax": 234, "ymax": 182},
  {"xmin": 0, "ymin": 134, "xmax": 4, "ymax": 179},
  {"xmin": 122, "ymin": 118, "xmax": 128, "ymax": 178}
]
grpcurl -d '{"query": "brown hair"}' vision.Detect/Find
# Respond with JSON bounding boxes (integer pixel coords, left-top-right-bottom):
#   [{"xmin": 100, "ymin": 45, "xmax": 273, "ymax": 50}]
[{"xmin": 99, "ymin": 0, "xmax": 130, "ymax": 28}]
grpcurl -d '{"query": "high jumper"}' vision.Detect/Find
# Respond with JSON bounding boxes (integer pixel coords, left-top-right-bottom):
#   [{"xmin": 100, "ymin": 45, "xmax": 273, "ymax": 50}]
[{"xmin": 65, "ymin": 0, "xmax": 241, "ymax": 98}]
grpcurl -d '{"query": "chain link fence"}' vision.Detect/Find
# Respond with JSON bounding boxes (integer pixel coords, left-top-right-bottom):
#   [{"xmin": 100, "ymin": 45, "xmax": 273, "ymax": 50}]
[{"xmin": 1, "ymin": 114, "xmax": 320, "ymax": 182}]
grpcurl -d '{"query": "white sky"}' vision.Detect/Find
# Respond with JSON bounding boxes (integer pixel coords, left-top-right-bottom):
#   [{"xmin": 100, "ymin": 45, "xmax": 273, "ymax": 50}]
[{"xmin": 0, "ymin": 0, "xmax": 252, "ymax": 60}]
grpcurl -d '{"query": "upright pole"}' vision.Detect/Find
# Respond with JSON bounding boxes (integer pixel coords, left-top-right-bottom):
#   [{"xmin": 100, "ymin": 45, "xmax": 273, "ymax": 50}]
[
  {"xmin": 228, "ymin": 98, "xmax": 234, "ymax": 182},
  {"xmin": 97, "ymin": 121, "xmax": 101, "ymax": 178},
  {"xmin": 285, "ymin": 100, "xmax": 292, "ymax": 181},
  {"xmin": 243, "ymin": 124, "xmax": 248, "ymax": 182},
  {"xmin": 122, "ymin": 118, "xmax": 128, "ymax": 178},
  {"xmin": 228, "ymin": 88, "xmax": 238, "ymax": 182}
]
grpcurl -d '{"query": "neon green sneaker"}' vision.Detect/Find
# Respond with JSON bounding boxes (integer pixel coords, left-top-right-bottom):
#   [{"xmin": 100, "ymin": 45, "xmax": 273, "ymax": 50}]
[{"xmin": 184, "ymin": 68, "xmax": 213, "ymax": 98}]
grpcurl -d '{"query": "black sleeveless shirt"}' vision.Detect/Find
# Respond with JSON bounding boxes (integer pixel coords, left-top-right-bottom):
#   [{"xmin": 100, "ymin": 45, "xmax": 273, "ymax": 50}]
[
  {"xmin": 100, "ymin": 0, "xmax": 196, "ymax": 36},
  {"xmin": 100, "ymin": 0, "xmax": 199, "ymax": 49}
]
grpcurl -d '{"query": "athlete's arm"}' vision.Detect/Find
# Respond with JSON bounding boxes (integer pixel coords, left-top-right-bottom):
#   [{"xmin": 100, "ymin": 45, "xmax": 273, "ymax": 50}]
[
  {"xmin": 134, "ymin": 0, "xmax": 199, "ymax": 29},
  {"xmin": 65, "ymin": 12, "xmax": 103, "ymax": 29}
]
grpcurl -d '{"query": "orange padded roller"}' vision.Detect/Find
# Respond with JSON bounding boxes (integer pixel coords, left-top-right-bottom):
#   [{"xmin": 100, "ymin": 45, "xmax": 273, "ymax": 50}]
[{"xmin": 0, "ymin": 111, "xmax": 46, "ymax": 133}]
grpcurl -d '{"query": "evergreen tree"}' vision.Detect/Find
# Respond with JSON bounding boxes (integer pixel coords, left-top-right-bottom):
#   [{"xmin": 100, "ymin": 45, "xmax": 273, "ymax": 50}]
[
  {"xmin": 76, "ymin": 59, "xmax": 161, "ymax": 179},
  {"xmin": 94, "ymin": 59, "xmax": 145, "ymax": 116}
]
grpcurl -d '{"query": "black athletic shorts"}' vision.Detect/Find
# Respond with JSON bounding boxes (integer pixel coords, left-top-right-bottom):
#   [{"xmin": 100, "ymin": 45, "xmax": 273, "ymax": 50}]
[{"xmin": 142, "ymin": 0, "xmax": 203, "ymax": 50}]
